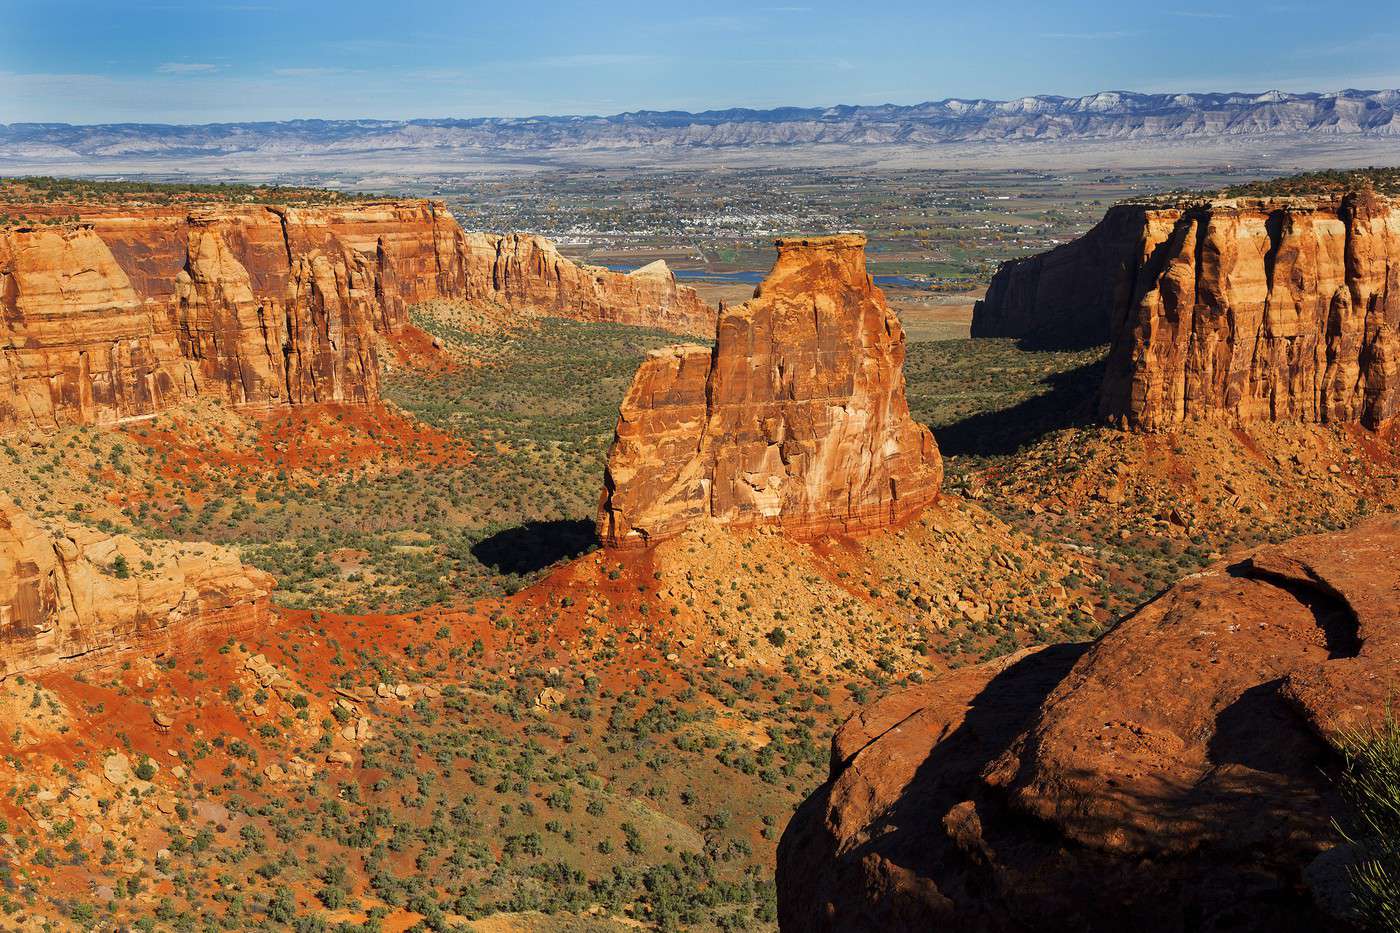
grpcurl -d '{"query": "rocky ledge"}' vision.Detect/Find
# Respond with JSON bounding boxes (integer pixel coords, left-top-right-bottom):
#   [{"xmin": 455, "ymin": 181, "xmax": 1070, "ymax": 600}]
[
  {"xmin": 0, "ymin": 494, "xmax": 275, "ymax": 679},
  {"xmin": 596, "ymin": 234, "xmax": 942, "ymax": 547},
  {"xmin": 777, "ymin": 518, "xmax": 1399, "ymax": 932}
]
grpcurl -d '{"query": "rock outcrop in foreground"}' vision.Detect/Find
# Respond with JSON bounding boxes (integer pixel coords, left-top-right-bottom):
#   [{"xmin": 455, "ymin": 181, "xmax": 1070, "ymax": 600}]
[
  {"xmin": 973, "ymin": 191, "xmax": 1400, "ymax": 430},
  {"xmin": 0, "ymin": 200, "xmax": 711, "ymax": 433},
  {"xmin": 0, "ymin": 494, "xmax": 275, "ymax": 678},
  {"xmin": 597, "ymin": 234, "xmax": 942, "ymax": 547},
  {"xmin": 778, "ymin": 519, "xmax": 1399, "ymax": 932}
]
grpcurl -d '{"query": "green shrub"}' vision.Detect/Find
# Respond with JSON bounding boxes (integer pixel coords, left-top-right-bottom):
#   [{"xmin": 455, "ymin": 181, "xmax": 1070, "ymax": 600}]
[{"xmin": 1337, "ymin": 711, "xmax": 1400, "ymax": 932}]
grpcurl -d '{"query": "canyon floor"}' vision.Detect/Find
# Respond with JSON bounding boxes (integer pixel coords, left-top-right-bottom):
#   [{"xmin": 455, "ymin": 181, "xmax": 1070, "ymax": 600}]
[{"xmin": 2, "ymin": 296, "xmax": 1395, "ymax": 930}]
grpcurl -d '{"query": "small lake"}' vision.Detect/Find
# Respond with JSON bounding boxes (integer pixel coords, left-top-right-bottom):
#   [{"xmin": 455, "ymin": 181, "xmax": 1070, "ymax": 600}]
[{"xmin": 604, "ymin": 265, "xmax": 934, "ymax": 290}]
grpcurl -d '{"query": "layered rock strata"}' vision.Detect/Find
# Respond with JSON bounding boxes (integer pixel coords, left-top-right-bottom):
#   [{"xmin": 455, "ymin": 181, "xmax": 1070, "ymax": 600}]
[
  {"xmin": 0, "ymin": 200, "xmax": 712, "ymax": 433},
  {"xmin": 457, "ymin": 234, "xmax": 714, "ymax": 335},
  {"xmin": 0, "ymin": 494, "xmax": 275, "ymax": 678},
  {"xmin": 597, "ymin": 234, "xmax": 942, "ymax": 547},
  {"xmin": 777, "ymin": 519, "xmax": 1400, "ymax": 932},
  {"xmin": 973, "ymin": 191, "xmax": 1400, "ymax": 430}
]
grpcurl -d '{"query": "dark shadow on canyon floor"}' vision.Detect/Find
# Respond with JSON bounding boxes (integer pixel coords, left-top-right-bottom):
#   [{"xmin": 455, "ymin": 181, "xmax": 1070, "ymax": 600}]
[
  {"xmin": 471, "ymin": 519, "xmax": 597, "ymax": 576},
  {"xmin": 932, "ymin": 356, "xmax": 1106, "ymax": 458}
]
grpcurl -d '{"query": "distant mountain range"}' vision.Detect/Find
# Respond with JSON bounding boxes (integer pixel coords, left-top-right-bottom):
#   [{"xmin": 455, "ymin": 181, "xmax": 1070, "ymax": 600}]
[{"xmin": 4, "ymin": 90, "xmax": 1399, "ymax": 161}]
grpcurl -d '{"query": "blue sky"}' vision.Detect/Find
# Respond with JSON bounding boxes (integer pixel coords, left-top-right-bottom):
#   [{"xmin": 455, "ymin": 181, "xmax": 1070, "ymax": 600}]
[{"xmin": 2, "ymin": 0, "xmax": 1397, "ymax": 124}]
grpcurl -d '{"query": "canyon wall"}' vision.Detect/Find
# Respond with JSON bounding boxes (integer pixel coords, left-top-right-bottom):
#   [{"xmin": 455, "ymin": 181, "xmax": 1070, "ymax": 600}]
[
  {"xmin": 1102, "ymin": 192, "xmax": 1400, "ymax": 430},
  {"xmin": 458, "ymin": 233, "xmax": 715, "ymax": 335},
  {"xmin": 973, "ymin": 191, "xmax": 1400, "ymax": 430},
  {"xmin": 778, "ymin": 518, "xmax": 1399, "ymax": 932},
  {"xmin": 597, "ymin": 234, "xmax": 942, "ymax": 547},
  {"xmin": 970, "ymin": 204, "xmax": 1173, "ymax": 348},
  {"xmin": 0, "ymin": 494, "xmax": 275, "ymax": 679},
  {"xmin": 0, "ymin": 200, "xmax": 712, "ymax": 433}
]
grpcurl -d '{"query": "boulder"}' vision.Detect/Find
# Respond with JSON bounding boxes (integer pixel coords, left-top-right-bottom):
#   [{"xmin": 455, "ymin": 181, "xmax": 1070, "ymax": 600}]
[{"xmin": 778, "ymin": 518, "xmax": 1400, "ymax": 932}]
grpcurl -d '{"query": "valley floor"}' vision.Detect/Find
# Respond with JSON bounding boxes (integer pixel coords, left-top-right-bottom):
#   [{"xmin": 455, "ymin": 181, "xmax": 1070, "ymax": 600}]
[{"xmin": 0, "ymin": 313, "xmax": 1395, "ymax": 931}]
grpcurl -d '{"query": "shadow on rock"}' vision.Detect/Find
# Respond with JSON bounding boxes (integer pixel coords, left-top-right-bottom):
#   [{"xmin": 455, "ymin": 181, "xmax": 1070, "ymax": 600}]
[
  {"xmin": 471, "ymin": 519, "xmax": 597, "ymax": 576},
  {"xmin": 777, "ymin": 643, "xmax": 1087, "ymax": 933}
]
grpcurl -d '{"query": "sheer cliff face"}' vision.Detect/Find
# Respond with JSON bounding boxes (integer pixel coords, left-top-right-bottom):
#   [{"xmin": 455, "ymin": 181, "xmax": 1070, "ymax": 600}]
[
  {"xmin": 0, "ymin": 494, "xmax": 275, "ymax": 679},
  {"xmin": 1103, "ymin": 192, "xmax": 1400, "ymax": 430},
  {"xmin": 597, "ymin": 234, "xmax": 942, "ymax": 547},
  {"xmin": 974, "ymin": 191, "xmax": 1400, "ymax": 431},
  {"xmin": 0, "ymin": 200, "xmax": 713, "ymax": 433},
  {"xmin": 0, "ymin": 201, "xmax": 453, "ymax": 431},
  {"xmin": 0, "ymin": 226, "xmax": 186, "ymax": 430}
]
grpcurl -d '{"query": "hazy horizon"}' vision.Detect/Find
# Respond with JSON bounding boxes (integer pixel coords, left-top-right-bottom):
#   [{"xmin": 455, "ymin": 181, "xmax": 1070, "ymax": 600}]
[
  {"xmin": 5, "ymin": 87, "xmax": 1400, "ymax": 129},
  {"xmin": 4, "ymin": 0, "xmax": 1399, "ymax": 124}
]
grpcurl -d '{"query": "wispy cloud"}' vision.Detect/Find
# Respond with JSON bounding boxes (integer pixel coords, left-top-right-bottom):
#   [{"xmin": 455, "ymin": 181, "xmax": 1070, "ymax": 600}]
[
  {"xmin": 323, "ymin": 38, "xmax": 414, "ymax": 54},
  {"xmin": 1040, "ymin": 30, "xmax": 1140, "ymax": 40},
  {"xmin": 403, "ymin": 67, "xmax": 472, "ymax": 82},
  {"xmin": 271, "ymin": 67, "xmax": 347, "ymax": 77},
  {"xmin": 139, "ymin": 2, "xmax": 275, "ymax": 10},
  {"xmin": 0, "ymin": 68, "xmax": 544, "ymax": 124},
  {"xmin": 1292, "ymin": 33, "xmax": 1398, "ymax": 58},
  {"xmin": 636, "ymin": 15, "xmax": 756, "ymax": 35},
  {"xmin": 156, "ymin": 62, "xmax": 220, "ymax": 74},
  {"xmin": 532, "ymin": 53, "xmax": 664, "ymax": 68},
  {"xmin": 724, "ymin": 56, "xmax": 860, "ymax": 72}
]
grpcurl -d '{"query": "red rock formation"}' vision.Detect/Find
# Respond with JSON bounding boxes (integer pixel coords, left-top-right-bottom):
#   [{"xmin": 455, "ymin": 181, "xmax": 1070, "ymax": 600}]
[
  {"xmin": 0, "ymin": 494, "xmax": 275, "ymax": 679},
  {"xmin": 974, "ymin": 191, "xmax": 1400, "ymax": 430},
  {"xmin": 778, "ymin": 518, "xmax": 1399, "ymax": 932},
  {"xmin": 1103, "ymin": 192, "xmax": 1400, "ymax": 430},
  {"xmin": 597, "ymin": 234, "xmax": 942, "ymax": 547},
  {"xmin": 0, "ymin": 225, "xmax": 186, "ymax": 429},
  {"xmin": 457, "ymin": 233, "xmax": 715, "ymax": 335},
  {"xmin": 0, "ymin": 199, "xmax": 712, "ymax": 433},
  {"xmin": 970, "ymin": 204, "xmax": 1167, "ymax": 348}
]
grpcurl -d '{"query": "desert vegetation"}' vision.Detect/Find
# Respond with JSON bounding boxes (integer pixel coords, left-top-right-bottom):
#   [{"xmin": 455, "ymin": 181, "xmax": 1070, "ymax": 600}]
[
  {"xmin": 1221, "ymin": 166, "xmax": 1400, "ymax": 197},
  {"xmin": 0, "ymin": 175, "xmax": 375, "ymax": 210},
  {"xmin": 2, "ymin": 169, "xmax": 1397, "ymax": 931},
  {"xmin": 1338, "ymin": 712, "xmax": 1400, "ymax": 932}
]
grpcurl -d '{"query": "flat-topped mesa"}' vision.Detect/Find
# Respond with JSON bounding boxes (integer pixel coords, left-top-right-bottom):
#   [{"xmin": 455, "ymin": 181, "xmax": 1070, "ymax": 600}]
[
  {"xmin": 0, "ymin": 198, "xmax": 713, "ymax": 434},
  {"xmin": 973, "ymin": 190, "xmax": 1400, "ymax": 430},
  {"xmin": 0, "ymin": 494, "xmax": 275, "ymax": 679},
  {"xmin": 1102, "ymin": 190, "xmax": 1400, "ymax": 430},
  {"xmin": 597, "ymin": 233, "xmax": 943, "ymax": 548},
  {"xmin": 0, "ymin": 200, "xmax": 457, "ymax": 432}
]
